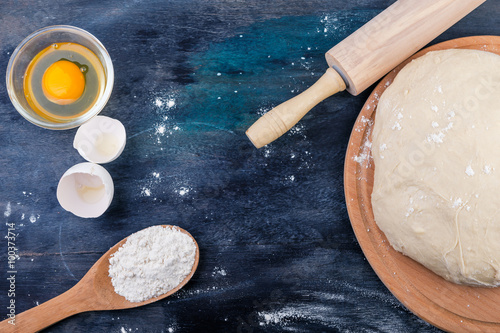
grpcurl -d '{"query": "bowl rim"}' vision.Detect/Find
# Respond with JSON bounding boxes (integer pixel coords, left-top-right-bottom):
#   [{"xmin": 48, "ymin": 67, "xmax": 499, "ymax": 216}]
[{"xmin": 6, "ymin": 25, "xmax": 114, "ymax": 130}]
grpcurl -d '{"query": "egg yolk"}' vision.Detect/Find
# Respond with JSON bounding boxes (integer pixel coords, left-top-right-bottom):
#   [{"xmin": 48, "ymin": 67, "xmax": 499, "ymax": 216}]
[{"xmin": 42, "ymin": 60, "xmax": 85, "ymax": 105}]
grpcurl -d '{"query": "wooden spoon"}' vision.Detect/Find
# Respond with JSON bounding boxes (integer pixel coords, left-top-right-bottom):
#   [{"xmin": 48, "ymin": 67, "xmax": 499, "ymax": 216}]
[{"xmin": 0, "ymin": 225, "xmax": 200, "ymax": 333}]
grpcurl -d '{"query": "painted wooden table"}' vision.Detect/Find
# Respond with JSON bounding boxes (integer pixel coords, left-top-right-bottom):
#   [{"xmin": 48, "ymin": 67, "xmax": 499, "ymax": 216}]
[{"xmin": 0, "ymin": 1, "xmax": 498, "ymax": 332}]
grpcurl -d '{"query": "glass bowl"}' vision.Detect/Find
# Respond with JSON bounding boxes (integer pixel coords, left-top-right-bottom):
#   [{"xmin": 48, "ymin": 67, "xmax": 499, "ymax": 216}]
[{"xmin": 6, "ymin": 25, "xmax": 114, "ymax": 130}]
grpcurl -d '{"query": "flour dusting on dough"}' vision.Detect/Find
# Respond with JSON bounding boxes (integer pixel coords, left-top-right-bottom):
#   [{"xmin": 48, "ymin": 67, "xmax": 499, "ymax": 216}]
[{"xmin": 371, "ymin": 49, "xmax": 500, "ymax": 286}]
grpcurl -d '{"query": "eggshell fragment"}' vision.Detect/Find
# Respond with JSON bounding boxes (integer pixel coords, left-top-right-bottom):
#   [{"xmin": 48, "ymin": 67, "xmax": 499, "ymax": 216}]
[
  {"xmin": 73, "ymin": 116, "xmax": 126, "ymax": 164},
  {"xmin": 57, "ymin": 162, "xmax": 114, "ymax": 218}
]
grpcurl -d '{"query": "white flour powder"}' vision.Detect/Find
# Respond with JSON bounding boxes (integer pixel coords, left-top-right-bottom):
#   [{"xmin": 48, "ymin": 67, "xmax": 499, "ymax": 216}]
[{"xmin": 109, "ymin": 225, "xmax": 197, "ymax": 302}]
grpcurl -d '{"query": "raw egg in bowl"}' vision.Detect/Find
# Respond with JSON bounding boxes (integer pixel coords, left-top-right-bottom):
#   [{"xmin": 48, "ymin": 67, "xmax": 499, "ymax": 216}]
[{"xmin": 6, "ymin": 25, "xmax": 114, "ymax": 130}]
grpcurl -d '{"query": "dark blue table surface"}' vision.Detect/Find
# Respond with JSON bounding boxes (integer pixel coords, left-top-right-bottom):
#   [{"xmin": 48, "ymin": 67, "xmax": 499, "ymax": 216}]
[{"xmin": 1, "ymin": 1, "xmax": 498, "ymax": 332}]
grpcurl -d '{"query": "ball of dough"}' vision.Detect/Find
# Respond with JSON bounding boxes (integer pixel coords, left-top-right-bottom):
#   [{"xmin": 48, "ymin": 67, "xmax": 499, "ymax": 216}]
[{"xmin": 371, "ymin": 49, "xmax": 500, "ymax": 286}]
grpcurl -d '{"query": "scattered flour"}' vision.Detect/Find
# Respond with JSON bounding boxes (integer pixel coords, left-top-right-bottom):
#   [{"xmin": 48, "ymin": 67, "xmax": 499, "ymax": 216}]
[
  {"xmin": 4, "ymin": 202, "xmax": 11, "ymax": 217},
  {"xmin": 452, "ymin": 198, "xmax": 463, "ymax": 208},
  {"xmin": 177, "ymin": 187, "xmax": 191, "ymax": 196},
  {"xmin": 141, "ymin": 187, "xmax": 152, "ymax": 197},
  {"xmin": 258, "ymin": 304, "xmax": 338, "ymax": 328},
  {"xmin": 155, "ymin": 97, "xmax": 175, "ymax": 109},
  {"xmin": 156, "ymin": 125, "xmax": 166, "ymax": 135},
  {"xmin": 139, "ymin": 172, "xmax": 165, "ymax": 199},
  {"xmin": 29, "ymin": 214, "xmax": 38, "ymax": 223},
  {"xmin": 359, "ymin": 116, "xmax": 370, "ymax": 124},
  {"xmin": 212, "ymin": 266, "xmax": 227, "ymax": 277},
  {"xmin": 426, "ymin": 121, "xmax": 453, "ymax": 143},
  {"xmin": 256, "ymin": 111, "xmax": 313, "ymax": 173},
  {"xmin": 109, "ymin": 226, "xmax": 197, "ymax": 302},
  {"xmin": 465, "ymin": 165, "xmax": 475, "ymax": 177},
  {"xmin": 353, "ymin": 116, "xmax": 374, "ymax": 169},
  {"xmin": 427, "ymin": 132, "xmax": 445, "ymax": 143},
  {"xmin": 150, "ymin": 92, "xmax": 179, "ymax": 145},
  {"xmin": 391, "ymin": 122, "xmax": 401, "ymax": 131},
  {"xmin": 353, "ymin": 153, "xmax": 369, "ymax": 164}
]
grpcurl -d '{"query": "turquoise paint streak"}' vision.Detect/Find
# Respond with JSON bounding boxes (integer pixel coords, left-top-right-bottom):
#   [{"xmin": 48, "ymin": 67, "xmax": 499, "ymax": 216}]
[{"xmin": 176, "ymin": 11, "xmax": 376, "ymax": 133}]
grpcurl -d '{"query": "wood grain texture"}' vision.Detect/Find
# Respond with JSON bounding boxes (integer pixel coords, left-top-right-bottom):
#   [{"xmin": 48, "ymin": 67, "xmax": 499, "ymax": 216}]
[{"xmin": 344, "ymin": 36, "xmax": 500, "ymax": 333}]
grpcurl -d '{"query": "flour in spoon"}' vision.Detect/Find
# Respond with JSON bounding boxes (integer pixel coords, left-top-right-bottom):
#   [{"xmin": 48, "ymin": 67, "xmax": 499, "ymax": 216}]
[{"xmin": 109, "ymin": 225, "xmax": 197, "ymax": 302}]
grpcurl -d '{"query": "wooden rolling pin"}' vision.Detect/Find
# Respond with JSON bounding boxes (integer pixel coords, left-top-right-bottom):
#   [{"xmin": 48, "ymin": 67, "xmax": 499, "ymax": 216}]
[{"xmin": 246, "ymin": 0, "xmax": 486, "ymax": 148}]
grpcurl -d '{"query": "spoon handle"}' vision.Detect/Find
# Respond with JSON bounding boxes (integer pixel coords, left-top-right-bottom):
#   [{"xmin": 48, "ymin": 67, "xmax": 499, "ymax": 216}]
[{"xmin": 0, "ymin": 283, "xmax": 92, "ymax": 333}]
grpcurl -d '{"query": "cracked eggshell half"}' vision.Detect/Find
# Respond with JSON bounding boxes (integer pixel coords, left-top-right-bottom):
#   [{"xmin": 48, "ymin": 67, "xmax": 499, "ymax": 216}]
[
  {"xmin": 57, "ymin": 162, "xmax": 114, "ymax": 218},
  {"xmin": 73, "ymin": 115, "xmax": 126, "ymax": 164}
]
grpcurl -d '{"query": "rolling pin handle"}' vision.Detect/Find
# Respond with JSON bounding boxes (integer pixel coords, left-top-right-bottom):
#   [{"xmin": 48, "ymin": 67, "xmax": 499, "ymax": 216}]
[{"xmin": 246, "ymin": 68, "xmax": 346, "ymax": 148}]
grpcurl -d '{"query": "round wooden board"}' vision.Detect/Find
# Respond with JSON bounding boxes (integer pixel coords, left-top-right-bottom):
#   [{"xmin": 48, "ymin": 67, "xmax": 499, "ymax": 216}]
[{"xmin": 344, "ymin": 36, "xmax": 500, "ymax": 333}]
